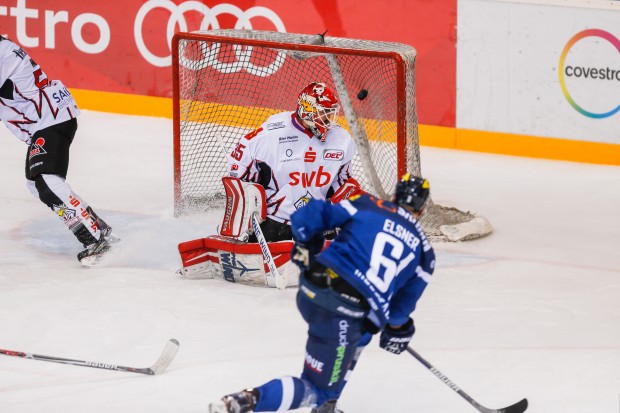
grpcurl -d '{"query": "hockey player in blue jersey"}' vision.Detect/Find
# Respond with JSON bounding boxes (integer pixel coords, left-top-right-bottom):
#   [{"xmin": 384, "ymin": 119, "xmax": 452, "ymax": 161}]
[{"xmin": 209, "ymin": 174, "xmax": 435, "ymax": 413}]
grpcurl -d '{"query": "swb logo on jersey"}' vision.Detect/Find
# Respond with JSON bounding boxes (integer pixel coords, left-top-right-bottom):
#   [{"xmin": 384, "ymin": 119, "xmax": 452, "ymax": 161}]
[
  {"xmin": 289, "ymin": 166, "xmax": 331, "ymax": 188},
  {"xmin": 28, "ymin": 137, "xmax": 47, "ymax": 159}
]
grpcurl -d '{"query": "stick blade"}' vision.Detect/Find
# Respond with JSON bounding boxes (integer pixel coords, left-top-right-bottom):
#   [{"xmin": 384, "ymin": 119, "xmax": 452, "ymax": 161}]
[
  {"xmin": 149, "ymin": 339, "xmax": 180, "ymax": 375},
  {"xmin": 496, "ymin": 398, "xmax": 528, "ymax": 413}
]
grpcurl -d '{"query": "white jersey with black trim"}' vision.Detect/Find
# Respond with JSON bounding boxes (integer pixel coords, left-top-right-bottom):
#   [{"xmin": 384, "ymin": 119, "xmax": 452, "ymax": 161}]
[
  {"xmin": 226, "ymin": 111, "xmax": 357, "ymax": 224},
  {"xmin": 0, "ymin": 36, "xmax": 80, "ymax": 144}
]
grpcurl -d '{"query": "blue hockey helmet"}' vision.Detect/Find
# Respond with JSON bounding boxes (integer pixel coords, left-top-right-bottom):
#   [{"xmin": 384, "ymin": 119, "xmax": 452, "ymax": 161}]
[{"xmin": 394, "ymin": 173, "xmax": 430, "ymax": 213}]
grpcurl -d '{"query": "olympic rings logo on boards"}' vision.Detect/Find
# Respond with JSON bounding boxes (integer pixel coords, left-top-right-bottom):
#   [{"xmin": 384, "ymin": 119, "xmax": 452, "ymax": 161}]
[{"xmin": 134, "ymin": 0, "xmax": 287, "ymax": 76}]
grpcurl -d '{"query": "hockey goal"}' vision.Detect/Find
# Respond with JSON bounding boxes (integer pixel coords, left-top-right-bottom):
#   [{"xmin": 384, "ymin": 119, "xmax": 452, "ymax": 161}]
[{"xmin": 172, "ymin": 30, "xmax": 492, "ymax": 242}]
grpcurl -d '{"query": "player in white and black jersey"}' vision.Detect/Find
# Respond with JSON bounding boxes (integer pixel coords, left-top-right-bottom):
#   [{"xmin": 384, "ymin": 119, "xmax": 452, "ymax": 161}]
[
  {"xmin": 0, "ymin": 35, "xmax": 115, "ymax": 266},
  {"xmin": 226, "ymin": 82, "xmax": 361, "ymax": 242}
]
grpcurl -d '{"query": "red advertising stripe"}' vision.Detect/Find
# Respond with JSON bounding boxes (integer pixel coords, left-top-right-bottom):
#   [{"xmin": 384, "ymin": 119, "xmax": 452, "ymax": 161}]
[{"xmin": 0, "ymin": 0, "xmax": 455, "ymax": 126}]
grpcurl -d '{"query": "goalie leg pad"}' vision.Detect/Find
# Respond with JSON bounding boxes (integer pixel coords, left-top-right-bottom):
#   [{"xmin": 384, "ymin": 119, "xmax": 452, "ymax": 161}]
[
  {"xmin": 178, "ymin": 237, "xmax": 218, "ymax": 279},
  {"xmin": 178, "ymin": 235, "xmax": 300, "ymax": 287},
  {"xmin": 220, "ymin": 176, "xmax": 267, "ymax": 239}
]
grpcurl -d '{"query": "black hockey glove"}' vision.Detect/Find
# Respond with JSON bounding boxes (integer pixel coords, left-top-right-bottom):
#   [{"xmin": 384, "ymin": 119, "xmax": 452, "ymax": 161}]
[
  {"xmin": 291, "ymin": 235, "xmax": 325, "ymax": 270},
  {"xmin": 379, "ymin": 318, "xmax": 415, "ymax": 355}
]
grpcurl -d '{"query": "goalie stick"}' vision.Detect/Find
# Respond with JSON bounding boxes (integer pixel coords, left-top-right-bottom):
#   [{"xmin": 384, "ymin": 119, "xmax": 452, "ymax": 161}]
[
  {"xmin": 251, "ymin": 212, "xmax": 287, "ymax": 290},
  {"xmin": 0, "ymin": 338, "xmax": 180, "ymax": 376},
  {"xmin": 406, "ymin": 347, "xmax": 528, "ymax": 413}
]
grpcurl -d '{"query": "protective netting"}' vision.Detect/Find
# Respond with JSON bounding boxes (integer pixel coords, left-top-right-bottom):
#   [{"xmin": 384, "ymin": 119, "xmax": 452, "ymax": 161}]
[{"xmin": 173, "ymin": 30, "xmax": 491, "ymax": 242}]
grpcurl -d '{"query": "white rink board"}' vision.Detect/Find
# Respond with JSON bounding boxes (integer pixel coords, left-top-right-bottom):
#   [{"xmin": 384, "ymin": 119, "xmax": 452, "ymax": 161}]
[{"xmin": 457, "ymin": 0, "xmax": 620, "ymax": 143}]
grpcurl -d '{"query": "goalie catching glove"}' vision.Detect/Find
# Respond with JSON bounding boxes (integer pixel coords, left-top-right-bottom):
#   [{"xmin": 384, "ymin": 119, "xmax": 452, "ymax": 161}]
[{"xmin": 379, "ymin": 317, "xmax": 415, "ymax": 355}]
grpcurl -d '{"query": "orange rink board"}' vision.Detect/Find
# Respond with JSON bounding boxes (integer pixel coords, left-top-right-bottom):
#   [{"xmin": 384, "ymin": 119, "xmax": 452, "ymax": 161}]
[{"xmin": 73, "ymin": 89, "xmax": 620, "ymax": 167}]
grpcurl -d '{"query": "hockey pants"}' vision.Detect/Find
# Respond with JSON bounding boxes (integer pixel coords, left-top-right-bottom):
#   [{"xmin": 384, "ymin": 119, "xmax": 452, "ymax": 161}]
[{"xmin": 251, "ymin": 277, "xmax": 372, "ymax": 411}]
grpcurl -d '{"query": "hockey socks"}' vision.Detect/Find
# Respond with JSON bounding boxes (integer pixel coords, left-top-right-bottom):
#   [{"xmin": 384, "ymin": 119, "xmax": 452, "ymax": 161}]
[
  {"xmin": 252, "ymin": 377, "xmax": 317, "ymax": 411},
  {"xmin": 30, "ymin": 174, "xmax": 115, "ymax": 264}
]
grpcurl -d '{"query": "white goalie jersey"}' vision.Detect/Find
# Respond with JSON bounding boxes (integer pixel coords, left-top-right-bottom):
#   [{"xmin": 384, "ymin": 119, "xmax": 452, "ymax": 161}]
[
  {"xmin": 226, "ymin": 111, "xmax": 357, "ymax": 224},
  {"xmin": 0, "ymin": 36, "xmax": 80, "ymax": 144}
]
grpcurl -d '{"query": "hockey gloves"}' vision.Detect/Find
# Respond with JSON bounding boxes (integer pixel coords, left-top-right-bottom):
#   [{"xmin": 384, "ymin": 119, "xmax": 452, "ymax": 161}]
[
  {"xmin": 291, "ymin": 235, "xmax": 325, "ymax": 270},
  {"xmin": 379, "ymin": 318, "xmax": 415, "ymax": 355}
]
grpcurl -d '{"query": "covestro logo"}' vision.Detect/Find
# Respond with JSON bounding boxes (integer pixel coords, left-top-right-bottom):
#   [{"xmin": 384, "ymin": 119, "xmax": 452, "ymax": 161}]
[{"xmin": 558, "ymin": 29, "xmax": 620, "ymax": 119}]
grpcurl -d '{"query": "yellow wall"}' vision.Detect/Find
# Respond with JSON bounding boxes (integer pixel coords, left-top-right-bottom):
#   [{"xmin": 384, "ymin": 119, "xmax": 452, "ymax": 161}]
[{"xmin": 73, "ymin": 89, "xmax": 620, "ymax": 167}]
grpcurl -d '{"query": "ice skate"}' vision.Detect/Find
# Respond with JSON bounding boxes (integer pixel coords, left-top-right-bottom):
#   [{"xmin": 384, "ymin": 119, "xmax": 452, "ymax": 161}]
[
  {"xmin": 87, "ymin": 206, "xmax": 120, "ymax": 243},
  {"xmin": 312, "ymin": 400, "xmax": 344, "ymax": 413},
  {"xmin": 102, "ymin": 228, "xmax": 121, "ymax": 244},
  {"xmin": 78, "ymin": 238, "xmax": 111, "ymax": 267},
  {"xmin": 209, "ymin": 389, "xmax": 258, "ymax": 413}
]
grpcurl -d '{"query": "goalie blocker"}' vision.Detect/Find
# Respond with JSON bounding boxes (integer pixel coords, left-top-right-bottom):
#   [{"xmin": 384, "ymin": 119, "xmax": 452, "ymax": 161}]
[
  {"xmin": 219, "ymin": 176, "xmax": 266, "ymax": 240},
  {"xmin": 177, "ymin": 176, "xmax": 356, "ymax": 287}
]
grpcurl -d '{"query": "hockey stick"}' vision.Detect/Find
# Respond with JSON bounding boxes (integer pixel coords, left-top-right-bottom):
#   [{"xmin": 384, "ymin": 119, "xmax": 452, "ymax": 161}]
[
  {"xmin": 0, "ymin": 338, "xmax": 180, "ymax": 376},
  {"xmin": 251, "ymin": 212, "xmax": 287, "ymax": 290},
  {"xmin": 406, "ymin": 347, "xmax": 528, "ymax": 413}
]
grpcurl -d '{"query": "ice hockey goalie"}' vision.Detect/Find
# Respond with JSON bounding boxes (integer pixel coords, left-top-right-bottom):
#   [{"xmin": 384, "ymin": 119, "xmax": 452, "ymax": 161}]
[{"xmin": 177, "ymin": 82, "xmax": 365, "ymax": 287}]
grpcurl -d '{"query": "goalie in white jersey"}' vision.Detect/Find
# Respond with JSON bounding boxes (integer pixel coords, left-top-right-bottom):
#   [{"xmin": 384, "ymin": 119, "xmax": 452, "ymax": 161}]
[
  {"xmin": 177, "ymin": 83, "xmax": 361, "ymax": 284},
  {"xmin": 0, "ymin": 35, "xmax": 115, "ymax": 266},
  {"xmin": 226, "ymin": 82, "xmax": 360, "ymax": 242}
]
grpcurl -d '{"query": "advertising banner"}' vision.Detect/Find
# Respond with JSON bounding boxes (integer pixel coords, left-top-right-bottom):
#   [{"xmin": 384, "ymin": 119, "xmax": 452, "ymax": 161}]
[
  {"xmin": 458, "ymin": 0, "xmax": 620, "ymax": 143},
  {"xmin": 0, "ymin": 0, "xmax": 457, "ymax": 127}
]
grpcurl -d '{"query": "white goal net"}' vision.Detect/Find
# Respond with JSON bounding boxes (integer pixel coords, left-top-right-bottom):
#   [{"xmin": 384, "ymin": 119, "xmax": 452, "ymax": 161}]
[{"xmin": 172, "ymin": 29, "xmax": 492, "ymax": 242}]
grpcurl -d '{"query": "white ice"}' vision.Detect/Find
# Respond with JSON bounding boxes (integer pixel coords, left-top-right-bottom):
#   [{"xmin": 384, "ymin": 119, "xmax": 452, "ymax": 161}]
[{"xmin": 0, "ymin": 111, "xmax": 619, "ymax": 413}]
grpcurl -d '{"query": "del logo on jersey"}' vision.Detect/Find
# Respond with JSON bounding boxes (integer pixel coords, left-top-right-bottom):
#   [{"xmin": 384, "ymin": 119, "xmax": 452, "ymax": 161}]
[{"xmin": 323, "ymin": 149, "xmax": 344, "ymax": 160}]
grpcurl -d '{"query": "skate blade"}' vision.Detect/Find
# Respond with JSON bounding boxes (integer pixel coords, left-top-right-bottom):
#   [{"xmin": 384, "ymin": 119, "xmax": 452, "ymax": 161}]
[
  {"xmin": 79, "ymin": 247, "xmax": 111, "ymax": 268},
  {"xmin": 208, "ymin": 401, "xmax": 228, "ymax": 413},
  {"xmin": 80, "ymin": 254, "xmax": 106, "ymax": 268},
  {"xmin": 105, "ymin": 234, "xmax": 121, "ymax": 244}
]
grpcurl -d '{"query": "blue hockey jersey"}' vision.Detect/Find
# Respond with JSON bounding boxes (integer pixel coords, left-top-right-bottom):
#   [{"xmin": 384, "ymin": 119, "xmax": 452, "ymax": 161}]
[{"xmin": 290, "ymin": 194, "xmax": 435, "ymax": 329}]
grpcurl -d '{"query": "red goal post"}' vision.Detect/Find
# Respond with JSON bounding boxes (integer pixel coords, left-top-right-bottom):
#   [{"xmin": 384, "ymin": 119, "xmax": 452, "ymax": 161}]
[{"xmin": 172, "ymin": 30, "xmax": 492, "ymax": 241}]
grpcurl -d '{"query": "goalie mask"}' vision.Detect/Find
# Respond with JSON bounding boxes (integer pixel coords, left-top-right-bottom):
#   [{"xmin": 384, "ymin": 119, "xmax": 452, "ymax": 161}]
[
  {"xmin": 297, "ymin": 82, "xmax": 340, "ymax": 142},
  {"xmin": 394, "ymin": 173, "xmax": 430, "ymax": 213}
]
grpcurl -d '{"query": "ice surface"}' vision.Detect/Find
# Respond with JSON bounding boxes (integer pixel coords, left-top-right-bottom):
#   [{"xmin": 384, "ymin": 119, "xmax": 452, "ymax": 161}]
[{"xmin": 0, "ymin": 111, "xmax": 619, "ymax": 412}]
